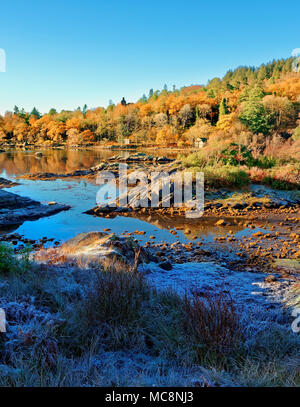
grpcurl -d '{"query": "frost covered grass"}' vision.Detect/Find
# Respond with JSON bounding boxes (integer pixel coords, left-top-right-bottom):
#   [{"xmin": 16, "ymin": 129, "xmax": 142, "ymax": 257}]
[{"xmin": 0, "ymin": 244, "xmax": 300, "ymax": 387}]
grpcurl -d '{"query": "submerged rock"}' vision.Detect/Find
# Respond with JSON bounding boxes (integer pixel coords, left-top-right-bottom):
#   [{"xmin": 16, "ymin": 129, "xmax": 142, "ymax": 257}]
[{"xmin": 159, "ymin": 260, "xmax": 173, "ymax": 271}]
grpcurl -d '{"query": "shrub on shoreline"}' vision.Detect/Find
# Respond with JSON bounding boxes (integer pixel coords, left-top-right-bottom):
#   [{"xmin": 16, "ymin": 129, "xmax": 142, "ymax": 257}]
[{"xmin": 183, "ymin": 149, "xmax": 300, "ymax": 190}]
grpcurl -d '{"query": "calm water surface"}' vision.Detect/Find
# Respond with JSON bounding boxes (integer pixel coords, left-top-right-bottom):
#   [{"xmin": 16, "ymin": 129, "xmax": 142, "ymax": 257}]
[{"xmin": 0, "ymin": 149, "xmax": 263, "ymax": 245}]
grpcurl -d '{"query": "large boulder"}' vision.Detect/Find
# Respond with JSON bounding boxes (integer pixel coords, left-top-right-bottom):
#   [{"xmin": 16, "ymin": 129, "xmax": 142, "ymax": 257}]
[{"xmin": 40, "ymin": 231, "xmax": 153, "ymax": 268}]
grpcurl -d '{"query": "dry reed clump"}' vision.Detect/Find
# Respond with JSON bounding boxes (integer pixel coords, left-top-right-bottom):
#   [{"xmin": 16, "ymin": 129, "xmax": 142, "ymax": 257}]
[
  {"xmin": 184, "ymin": 289, "xmax": 242, "ymax": 356},
  {"xmin": 83, "ymin": 268, "xmax": 149, "ymax": 327}
]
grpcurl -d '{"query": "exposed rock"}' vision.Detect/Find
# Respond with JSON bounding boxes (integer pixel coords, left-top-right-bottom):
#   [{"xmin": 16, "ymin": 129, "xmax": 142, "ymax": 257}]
[
  {"xmin": 38, "ymin": 231, "xmax": 154, "ymax": 267},
  {"xmin": 264, "ymin": 275, "xmax": 278, "ymax": 283},
  {"xmin": 0, "ymin": 177, "xmax": 19, "ymax": 188},
  {"xmin": 215, "ymin": 219, "xmax": 226, "ymax": 226},
  {"xmin": 108, "ymin": 152, "xmax": 174, "ymax": 163},
  {"xmin": 159, "ymin": 260, "xmax": 173, "ymax": 271},
  {"xmin": 0, "ymin": 189, "xmax": 70, "ymax": 227}
]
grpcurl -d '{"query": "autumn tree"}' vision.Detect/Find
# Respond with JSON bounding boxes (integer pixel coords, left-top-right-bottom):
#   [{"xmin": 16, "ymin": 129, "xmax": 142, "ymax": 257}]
[
  {"xmin": 178, "ymin": 104, "xmax": 194, "ymax": 128},
  {"xmin": 262, "ymin": 95, "xmax": 296, "ymax": 130}
]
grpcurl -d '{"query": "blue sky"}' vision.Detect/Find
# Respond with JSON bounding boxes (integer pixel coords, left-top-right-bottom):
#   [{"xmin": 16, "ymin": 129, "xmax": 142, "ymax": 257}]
[{"xmin": 0, "ymin": 0, "xmax": 299, "ymax": 114}]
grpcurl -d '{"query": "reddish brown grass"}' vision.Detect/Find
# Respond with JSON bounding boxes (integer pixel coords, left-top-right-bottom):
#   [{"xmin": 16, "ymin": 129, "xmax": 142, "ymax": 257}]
[
  {"xmin": 184, "ymin": 289, "xmax": 242, "ymax": 355},
  {"xmin": 83, "ymin": 268, "xmax": 149, "ymax": 327}
]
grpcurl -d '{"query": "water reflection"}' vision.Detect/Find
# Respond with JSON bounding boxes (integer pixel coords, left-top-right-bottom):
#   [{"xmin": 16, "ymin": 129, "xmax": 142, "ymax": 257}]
[
  {"xmin": 126, "ymin": 212, "xmax": 260, "ymax": 242},
  {"xmin": 0, "ymin": 148, "xmax": 182, "ymax": 177},
  {"xmin": 0, "ymin": 149, "xmax": 116, "ymax": 177}
]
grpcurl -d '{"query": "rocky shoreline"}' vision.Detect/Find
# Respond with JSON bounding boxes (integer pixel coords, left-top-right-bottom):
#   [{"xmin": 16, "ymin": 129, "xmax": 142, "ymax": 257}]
[
  {"xmin": 0, "ymin": 177, "xmax": 19, "ymax": 188},
  {"xmin": 19, "ymin": 153, "xmax": 176, "ymax": 181},
  {"xmin": 0, "ymin": 189, "xmax": 70, "ymax": 227}
]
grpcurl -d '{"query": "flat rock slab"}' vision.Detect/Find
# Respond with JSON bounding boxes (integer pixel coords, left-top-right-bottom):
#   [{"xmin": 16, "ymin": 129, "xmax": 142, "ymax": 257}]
[
  {"xmin": 0, "ymin": 177, "xmax": 19, "ymax": 188},
  {"xmin": 0, "ymin": 189, "xmax": 70, "ymax": 227}
]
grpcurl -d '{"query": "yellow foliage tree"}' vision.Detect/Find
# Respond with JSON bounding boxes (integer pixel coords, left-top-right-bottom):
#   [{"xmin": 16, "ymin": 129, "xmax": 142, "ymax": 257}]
[{"xmin": 155, "ymin": 125, "xmax": 178, "ymax": 146}]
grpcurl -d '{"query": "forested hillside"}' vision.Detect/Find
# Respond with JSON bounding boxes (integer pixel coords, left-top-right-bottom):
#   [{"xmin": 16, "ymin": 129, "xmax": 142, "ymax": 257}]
[{"xmin": 1, "ymin": 57, "xmax": 299, "ymax": 154}]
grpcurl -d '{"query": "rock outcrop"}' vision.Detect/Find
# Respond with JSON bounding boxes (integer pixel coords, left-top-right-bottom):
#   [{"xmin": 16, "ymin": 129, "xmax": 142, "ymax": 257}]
[
  {"xmin": 0, "ymin": 177, "xmax": 19, "ymax": 188},
  {"xmin": 19, "ymin": 154, "xmax": 176, "ymax": 180},
  {"xmin": 36, "ymin": 231, "xmax": 154, "ymax": 268},
  {"xmin": 107, "ymin": 152, "xmax": 174, "ymax": 163},
  {"xmin": 0, "ymin": 189, "xmax": 70, "ymax": 227}
]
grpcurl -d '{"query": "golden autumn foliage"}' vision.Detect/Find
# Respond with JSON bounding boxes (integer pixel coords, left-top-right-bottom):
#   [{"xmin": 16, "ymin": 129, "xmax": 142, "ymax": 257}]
[
  {"xmin": 265, "ymin": 73, "xmax": 300, "ymax": 102},
  {"xmin": 0, "ymin": 58, "xmax": 299, "ymax": 147},
  {"xmin": 216, "ymin": 113, "xmax": 237, "ymax": 131},
  {"xmin": 155, "ymin": 125, "xmax": 179, "ymax": 146}
]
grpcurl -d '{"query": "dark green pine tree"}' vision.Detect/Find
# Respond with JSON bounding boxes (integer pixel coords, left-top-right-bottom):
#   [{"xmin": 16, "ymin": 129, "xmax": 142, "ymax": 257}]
[
  {"xmin": 30, "ymin": 107, "xmax": 41, "ymax": 118},
  {"xmin": 82, "ymin": 104, "xmax": 88, "ymax": 117},
  {"xmin": 219, "ymin": 98, "xmax": 228, "ymax": 116},
  {"xmin": 148, "ymin": 89, "xmax": 154, "ymax": 99}
]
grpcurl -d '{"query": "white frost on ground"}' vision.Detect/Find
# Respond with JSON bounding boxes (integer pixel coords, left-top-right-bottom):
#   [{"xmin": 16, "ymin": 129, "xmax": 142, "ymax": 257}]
[{"xmin": 139, "ymin": 261, "xmax": 294, "ymax": 335}]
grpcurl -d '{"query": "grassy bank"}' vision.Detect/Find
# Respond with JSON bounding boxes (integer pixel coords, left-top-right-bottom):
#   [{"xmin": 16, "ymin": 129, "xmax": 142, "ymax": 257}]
[{"xmin": 182, "ymin": 148, "xmax": 300, "ymax": 190}]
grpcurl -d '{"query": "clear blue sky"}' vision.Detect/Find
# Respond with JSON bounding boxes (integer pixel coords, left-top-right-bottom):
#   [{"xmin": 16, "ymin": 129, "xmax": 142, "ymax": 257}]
[{"xmin": 0, "ymin": 0, "xmax": 299, "ymax": 114}]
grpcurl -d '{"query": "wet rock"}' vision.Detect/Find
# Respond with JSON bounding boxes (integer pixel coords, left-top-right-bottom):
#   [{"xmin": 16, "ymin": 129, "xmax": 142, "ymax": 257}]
[
  {"xmin": 252, "ymin": 231, "xmax": 264, "ymax": 237},
  {"xmin": 215, "ymin": 219, "xmax": 226, "ymax": 226},
  {"xmin": 264, "ymin": 275, "xmax": 278, "ymax": 283},
  {"xmin": 0, "ymin": 190, "xmax": 70, "ymax": 227},
  {"xmin": 232, "ymin": 202, "xmax": 248, "ymax": 210},
  {"xmin": 0, "ymin": 177, "xmax": 19, "ymax": 188},
  {"xmin": 159, "ymin": 261, "xmax": 173, "ymax": 271}
]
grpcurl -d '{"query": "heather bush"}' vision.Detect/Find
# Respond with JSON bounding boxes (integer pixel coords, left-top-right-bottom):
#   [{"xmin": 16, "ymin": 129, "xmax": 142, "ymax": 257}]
[{"xmin": 182, "ymin": 151, "xmax": 211, "ymax": 168}]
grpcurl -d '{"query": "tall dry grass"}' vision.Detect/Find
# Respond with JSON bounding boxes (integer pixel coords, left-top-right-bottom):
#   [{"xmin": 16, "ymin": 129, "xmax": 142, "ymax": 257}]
[{"xmin": 184, "ymin": 290, "xmax": 242, "ymax": 357}]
